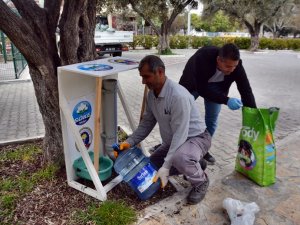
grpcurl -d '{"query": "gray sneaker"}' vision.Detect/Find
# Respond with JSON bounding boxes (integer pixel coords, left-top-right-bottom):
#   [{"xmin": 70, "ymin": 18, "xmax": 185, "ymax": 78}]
[{"xmin": 187, "ymin": 177, "xmax": 209, "ymax": 204}]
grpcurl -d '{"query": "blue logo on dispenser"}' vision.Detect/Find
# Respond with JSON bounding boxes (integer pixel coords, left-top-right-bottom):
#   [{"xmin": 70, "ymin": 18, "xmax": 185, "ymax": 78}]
[
  {"xmin": 77, "ymin": 64, "xmax": 113, "ymax": 71},
  {"xmin": 72, "ymin": 101, "xmax": 92, "ymax": 125},
  {"xmin": 75, "ymin": 127, "xmax": 93, "ymax": 151}
]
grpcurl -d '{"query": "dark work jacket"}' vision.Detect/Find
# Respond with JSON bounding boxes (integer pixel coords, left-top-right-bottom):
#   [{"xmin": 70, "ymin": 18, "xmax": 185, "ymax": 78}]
[{"xmin": 179, "ymin": 46, "xmax": 256, "ymax": 108}]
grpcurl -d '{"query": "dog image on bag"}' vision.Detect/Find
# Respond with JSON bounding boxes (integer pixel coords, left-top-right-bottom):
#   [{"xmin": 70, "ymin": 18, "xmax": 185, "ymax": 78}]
[{"xmin": 238, "ymin": 140, "xmax": 256, "ymax": 170}]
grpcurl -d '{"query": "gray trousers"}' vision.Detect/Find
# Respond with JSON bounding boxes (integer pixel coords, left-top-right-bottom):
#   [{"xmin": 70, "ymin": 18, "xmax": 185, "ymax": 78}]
[{"xmin": 150, "ymin": 130, "xmax": 212, "ymax": 186}]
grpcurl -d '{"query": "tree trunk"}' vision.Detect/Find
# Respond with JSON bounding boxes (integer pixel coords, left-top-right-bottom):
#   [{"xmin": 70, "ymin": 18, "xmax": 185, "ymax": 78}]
[
  {"xmin": 250, "ymin": 34, "xmax": 260, "ymax": 52},
  {"xmin": 29, "ymin": 62, "xmax": 63, "ymax": 165},
  {"xmin": 0, "ymin": 0, "xmax": 96, "ymax": 165},
  {"xmin": 245, "ymin": 19, "xmax": 261, "ymax": 51},
  {"xmin": 158, "ymin": 22, "xmax": 171, "ymax": 54}
]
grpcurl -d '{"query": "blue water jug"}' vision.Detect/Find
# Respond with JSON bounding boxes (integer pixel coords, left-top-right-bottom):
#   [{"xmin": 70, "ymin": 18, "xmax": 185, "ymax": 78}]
[{"xmin": 113, "ymin": 145, "xmax": 161, "ymax": 200}]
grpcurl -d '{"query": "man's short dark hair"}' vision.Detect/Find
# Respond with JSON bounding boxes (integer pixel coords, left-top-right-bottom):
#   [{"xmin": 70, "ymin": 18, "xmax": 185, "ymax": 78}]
[
  {"xmin": 138, "ymin": 55, "xmax": 165, "ymax": 73},
  {"xmin": 219, "ymin": 43, "xmax": 240, "ymax": 61}
]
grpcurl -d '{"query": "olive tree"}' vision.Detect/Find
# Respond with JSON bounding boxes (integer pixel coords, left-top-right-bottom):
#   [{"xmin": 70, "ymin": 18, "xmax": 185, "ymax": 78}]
[
  {"xmin": 201, "ymin": 0, "xmax": 292, "ymax": 50},
  {"xmin": 0, "ymin": 0, "xmax": 97, "ymax": 164},
  {"xmin": 128, "ymin": 0, "xmax": 198, "ymax": 54}
]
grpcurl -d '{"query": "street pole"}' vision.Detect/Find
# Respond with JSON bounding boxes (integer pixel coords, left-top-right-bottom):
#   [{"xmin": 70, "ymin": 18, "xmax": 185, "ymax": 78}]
[
  {"xmin": 187, "ymin": 10, "xmax": 191, "ymax": 35},
  {"xmin": 0, "ymin": 31, "xmax": 7, "ymax": 63},
  {"xmin": 142, "ymin": 18, "xmax": 145, "ymax": 35}
]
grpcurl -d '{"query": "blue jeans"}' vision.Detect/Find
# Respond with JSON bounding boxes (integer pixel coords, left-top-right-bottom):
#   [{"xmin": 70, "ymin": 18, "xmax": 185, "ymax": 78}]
[{"xmin": 192, "ymin": 83, "xmax": 224, "ymax": 136}]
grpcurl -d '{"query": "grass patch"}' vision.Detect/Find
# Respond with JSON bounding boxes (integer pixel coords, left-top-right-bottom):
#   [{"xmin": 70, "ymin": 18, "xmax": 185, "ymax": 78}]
[
  {"xmin": 0, "ymin": 142, "xmax": 59, "ymax": 224},
  {"xmin": 1, "ymin": 193, "xmax": 18, "ymax": 209},
  {"xmin": 157, "ymin": 48, "xmax": 176, "ymax": 55},
  {"xmin": 0, "ymin": 143, "xmax": 138, "ymax": 225},
  {"xmin": 71, "ymin": 200, "xmax": 137, "ymax": 225},
  {"xmin": 31, "ymin": 164, "xmax": 58, "ymax": 183},
  {"xmin": 0, "ymin": 144, "xmax": 42, "ymax": 162}
]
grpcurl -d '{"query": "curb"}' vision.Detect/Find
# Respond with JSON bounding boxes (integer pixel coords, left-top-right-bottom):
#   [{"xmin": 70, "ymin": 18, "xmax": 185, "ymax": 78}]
[
  {"xmin": 0, "ymin": 136, "xmax": 44, "ymax": 147},
  {"xmin": 0, "ymin": 78, "xmax": 31, "ymax": 84}
]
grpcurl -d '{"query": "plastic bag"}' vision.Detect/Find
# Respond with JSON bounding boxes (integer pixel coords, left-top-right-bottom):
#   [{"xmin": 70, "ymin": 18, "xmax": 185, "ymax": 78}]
[{"xmin": 223, "ymin": 198, "xmax": 260, "ymax": 225}]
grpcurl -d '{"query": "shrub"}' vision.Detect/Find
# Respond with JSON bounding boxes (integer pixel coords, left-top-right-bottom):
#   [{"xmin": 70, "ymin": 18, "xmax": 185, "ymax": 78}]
[
  {"xmin": 270, "ymin": 38, "xmax": 288, "ymax": 50},
  {"xmin": 169, "ymin": 35, "xmax": 177, "ymax": 49},
  {"xmin": 129, "ymin": 35, "xmax": 141, "ymax": 49},
  {"xmin": 190, "ymin": 36, "xmax": 211, "ymax": 49},
  {"xmin": 152, "ymin": 35, "xmax": 159, "ymax": 48},
  {"xmin": 286, "ymin": 39, "xmax": 300, "ymax": 50},
  {"xmin": 211, "ymin": 37, "xmax": 226, "ymax": 47},
  {"xmin": 169, "ymin": 35, "xmax": 189, "ymax": 49},
  {"xmin": 259, "ymin": 38, "xmax": 272, "ymax": 49},
  {"xmin": 177, "ymin": 35, "xmax": 189, "ymax": 49},
  {"xmin": 142, "ymin": 35, "xmax": 154, "ymax": 49},
  {"xmin": 234, "ymin": 37, "xmax": 251, "ymax": 49}
]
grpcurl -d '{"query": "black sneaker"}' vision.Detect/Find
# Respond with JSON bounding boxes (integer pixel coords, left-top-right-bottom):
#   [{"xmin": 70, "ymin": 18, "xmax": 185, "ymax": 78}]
[
  {"xmin": 149, "ymin": 143, "xmax": 162, "ymax": 154},
  {"xmin": 203, "ymin": 152, "xmax": 216, "ymax": 164},
  {"xmin": 187, "ymin": 178, "xmax": 209, "ymax": 204},
  {"xmin": 200, "ymin": 159, "xmax": 207, "ymax": 171}
]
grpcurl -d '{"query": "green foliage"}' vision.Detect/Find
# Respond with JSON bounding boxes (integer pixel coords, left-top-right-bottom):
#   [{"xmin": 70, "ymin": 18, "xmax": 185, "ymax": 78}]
[
  {"xmin": 234, "ymin": 37, "xmax": 251, "ymax": 49},
  {"xmin": 152, "ymin": 35, "xmax": 159, "ymax": 48},
  {"xmin": 259, "ymin": 38, "xmax": 271, "ymax": 49},
  {"xmin": 160, "ymin": 48, "xmax": 173, "ymax": 55},
  {"xmin": 0, "ymin": 144, "xmax": 42, "ymax": 162},
  {"xmin": 0, "ymin": 143, "xmax": 59, "ymax": 225},
  {"xmin": 191, "ymin": 13, "xmax": 203, "ymax": 31},
  {"xmin": 141, "ymin": 35, "xmax": 154, "ymax": 49},
  {"xmin": 72, "ymin": 201, "xmax": 137, "ymax": 225},
  {"xmin": 131, "ymin": 35, "xmax": 299, "ymax": 51},
  {"xmin": 259, "ymin": 37, "xmax": 300, "ymax": 50},
  {"xmin": 193, "ymin": 11, "xmax": 240, "ymax": 32},
  {"xmin": 129, "ymin": 35, "xmax": 141, "ymax": 49},
  {"xmin": 169, "ymin": 35, "xmax": 189, "ymax": 49},
  {"xmin": 209, "ymin": 11, "xmax": 237, "ymax": 32},
  {"xmin": 31, "ymin": 164, "xmax": 58, "ymax": 182},
  {"xmin": 286, "ymin": 39, "xmax": 300, "ymax": 50},
  {"xmin": 211, "ymin": 37, "xmax": 226, "ymax": 47},
  {"xmin": 0, "ymin": 193, "xmax": 18, "ymax": 209},
  {"xmin": 117, "ymin": 126, "xmax": 129, "ymax": 142},
  {"xmin": 271, "ymin": 39, "xmax": 288, "ymax": 50},
  {"xmin": 0, "ymin": 193, "xmax": 16, "ymax": 224},
  {"xmin": 190, "ymin": 36, "xmax": 212, "ymax": 48}
]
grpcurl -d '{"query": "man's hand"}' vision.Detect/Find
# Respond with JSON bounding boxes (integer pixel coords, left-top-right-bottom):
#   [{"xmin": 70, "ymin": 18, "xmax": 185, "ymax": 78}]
[
  {"xmin": 153, "ymin": 167, "xmax": 170, "ymax": 188},
  {"xmin": 227, "ymin": 98, "xmax": 243, "ymax": 110},
  {"xmin": 119, "ymin": 142, "xmax": 131, "ymax": 150},
  {"xmin": 112, "ymin": 142, "xmax": 131, "ymax": 158}
]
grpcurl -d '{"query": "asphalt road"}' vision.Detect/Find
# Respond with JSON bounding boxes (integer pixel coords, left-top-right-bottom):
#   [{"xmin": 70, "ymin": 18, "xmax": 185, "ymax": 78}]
[
  {"xmin": 120, "ymin": 49, "xmax": 300, "ymax": 145},
  {"xmin": 0, "ymin": 49, "xmax": 299, "ymax": 147}
]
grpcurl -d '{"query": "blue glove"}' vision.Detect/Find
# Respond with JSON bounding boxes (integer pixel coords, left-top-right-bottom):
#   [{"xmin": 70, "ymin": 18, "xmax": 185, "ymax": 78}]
[{"xmin": 227, "ymin": 98, "xmax": 243, "ymax": 110}]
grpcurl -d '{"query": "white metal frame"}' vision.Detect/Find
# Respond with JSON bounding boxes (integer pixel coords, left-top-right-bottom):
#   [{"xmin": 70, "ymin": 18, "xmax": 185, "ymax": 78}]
[{"xmin": 58, "ymin": 58, "xmax": 147, "ymax": 201}]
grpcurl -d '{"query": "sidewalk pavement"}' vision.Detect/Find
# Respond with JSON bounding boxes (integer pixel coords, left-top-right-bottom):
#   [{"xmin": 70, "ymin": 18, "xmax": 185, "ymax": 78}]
[
  {"xmin": 0, "ymin": 50, "xmax": 299, "ymax": 224},
  {"xmin": 136, "ymin": 130, "xmax": 300, "ymax": 225}
]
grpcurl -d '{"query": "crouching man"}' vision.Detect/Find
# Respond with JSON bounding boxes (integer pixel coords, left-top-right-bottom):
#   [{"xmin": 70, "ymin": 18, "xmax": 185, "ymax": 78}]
[{"xmin": 118, "ymin": 55, "xmax": 211, "ymax": 204}]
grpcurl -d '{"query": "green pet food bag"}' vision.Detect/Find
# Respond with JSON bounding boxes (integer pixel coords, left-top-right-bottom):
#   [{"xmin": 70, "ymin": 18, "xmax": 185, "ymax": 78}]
[{"xmin": 235, "ymin": 107, "xmax": 280, "ymax": 186}]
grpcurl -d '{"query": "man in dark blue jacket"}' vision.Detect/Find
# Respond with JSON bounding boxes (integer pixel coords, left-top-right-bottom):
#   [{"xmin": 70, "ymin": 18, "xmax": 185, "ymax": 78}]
[{"xmin": 179, "ymin": 43, "xmax": 256, "ymax": 164}]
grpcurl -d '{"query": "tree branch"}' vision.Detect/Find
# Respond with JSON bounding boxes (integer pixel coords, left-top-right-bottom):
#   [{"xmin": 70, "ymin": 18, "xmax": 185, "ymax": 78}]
[
  {"xmin": 128, "ymin": 0, "xmax": 160, "ymax": 35},
  {"xmin": 44, "ymin": 0, "xmax": 62, "ymax": 33},
  {"xmin": 168, "ymin": 0, "xmax": 194, "ymax": 28},
  {"xmin": 59, "ymin": 0, "xmax": 92, "ymax": 64},
  {"xmin": 0, "ymin": 1, "xmax": 44, "ymax": 64}
]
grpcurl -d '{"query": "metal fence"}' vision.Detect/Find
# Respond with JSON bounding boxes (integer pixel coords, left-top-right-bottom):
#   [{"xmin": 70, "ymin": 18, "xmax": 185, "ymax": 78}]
[{"xmin": 0, "ymin": 31, "xmax": 27, "ymax": 80}]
